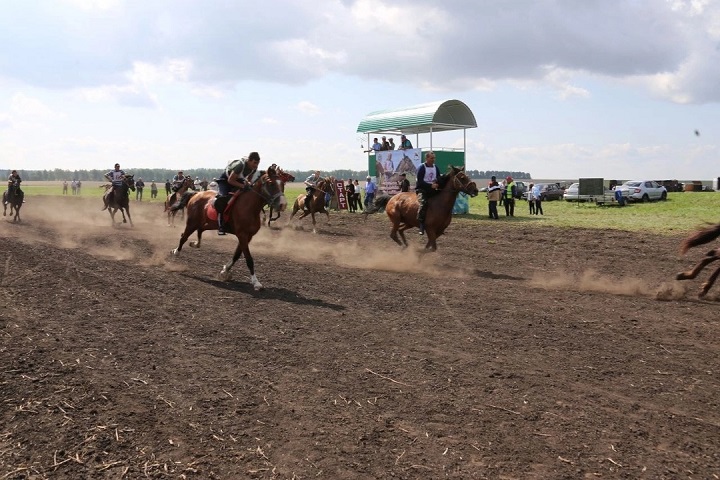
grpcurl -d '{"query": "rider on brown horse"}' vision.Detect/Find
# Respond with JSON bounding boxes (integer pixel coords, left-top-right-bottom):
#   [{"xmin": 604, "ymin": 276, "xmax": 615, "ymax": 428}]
[
  {"xmin": 104, "ymin": 163, "xmax": 127, "ymax": 204},
  {"xmin": 415, "ymin": 151, "xmax": 441, "ymax": 235},
  {"xmin": 303, "ymin": 170, "xmax": 322, "ymax": 212},
  {"xmin": 6, "ymin": 170, "xmax": 23, "ymax": 201},
  {"xmin": 215, "ymin": 152, "xmax": 260, "ymax": 235}
]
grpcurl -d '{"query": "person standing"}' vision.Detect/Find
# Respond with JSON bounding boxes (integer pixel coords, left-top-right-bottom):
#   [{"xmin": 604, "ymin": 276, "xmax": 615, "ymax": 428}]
[
  {"xmin": 364, "ymin": 176, "xmax": 377, "ymax": 209},
  {"xmin": 504, "ymin": 176, "xmax": 516, "ymax": 217},
  {"xmin": 399, "ymin": 134, "xmax": 413, "ymax": 150},
  {"xmin": 165, "ymin": 179, "xmax": 172, "ymax": 196},
  {"xmin": 150, "ymin": 181, "xmax": 158, "ymax": 199},
  {"xmin": 135, "ymin": 177, "xmax": 145, "ymax": 201},
  {"xmin": 380, "ymin": 136, "xmax": 390, "ymax": 151},
  {"xmin": 398, "ymin": 173, "xmax": 410, "ymax": 192},
  {"xmin": 346, "ymin": 178, "xmax": 356, "ymax": 212},
  {"xmin": 526, "ymin": 182, "xmax": 536, "ymax": 215},
  {"xmin": 532, "ymin": 183, "xmax": 544, "ymax": 215},
  {"xmin": 364, "ymin": 138, "xmax": 381, "ymax": 153},
  {"xmin": 353, "ymin": 179, "xmax": 363, "ymax": 211},
  {"xmin": 387, "ymin": 138, "xmax": 395, "ymax": 150},
  {"xmin": 487, "ymin": 176, "xmax": 501, "ymax": 219},
  {"xmin": 415, "ymin": 151, "xmax": 441, "ymax": 235}
]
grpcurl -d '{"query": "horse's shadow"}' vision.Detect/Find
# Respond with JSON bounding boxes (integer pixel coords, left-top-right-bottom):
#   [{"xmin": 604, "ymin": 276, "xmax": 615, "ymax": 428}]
[{"xmin": 184, "ymin": 274, "xmax": 346, "ymax": 311}]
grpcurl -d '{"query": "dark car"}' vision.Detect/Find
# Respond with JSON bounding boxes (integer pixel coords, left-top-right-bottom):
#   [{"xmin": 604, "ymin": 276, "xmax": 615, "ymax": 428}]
[
  {"xmin": 513, "ymin": 181, "xmax": 528, "ymax": 199},
  {"xmin": 524, "ymin": 183, "xmax": 565, "ymax": 201}
]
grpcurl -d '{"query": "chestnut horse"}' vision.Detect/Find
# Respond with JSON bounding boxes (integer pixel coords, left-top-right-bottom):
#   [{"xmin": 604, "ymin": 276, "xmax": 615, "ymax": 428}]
[
  {"xmin": 102, "ymin": 175, "xmax": 135, "ymax": 227},
  {"xmin": 676, "ymin": 223, "xmax": 720, "ymax": 297},
  {"xmin": 170, "ymin": 167, "xmax": 287, "ymax": 290},
  {"xmin": 3, "ymin": 185, "xmax": 24, "ymax": 223},
  {"xmin": 366, "ymin": 166, "xmax": 478, "ymax": 251},
  {"xmin": 288, "ymin": 177, "xmax": 334, "ymax": 234},
  {"xmin": 165, "ymin": 176, "xmax": 197, "ymax": 227}
]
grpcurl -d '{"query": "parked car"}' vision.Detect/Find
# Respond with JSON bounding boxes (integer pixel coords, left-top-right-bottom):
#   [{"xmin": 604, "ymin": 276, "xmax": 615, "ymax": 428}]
[
  {"xmin": 525, "ymin": 183, "xmax": 565, "ymax": 201},
  {"xmin": 513, "ymin": 181, "xmax": 528, "ymax": 199},
  {"xmin": 615, "ymin": 180, "xmax": 667, "ymax": 202},
  {"xmin": 563, "ymin": 183, "xmax": 584, "ymax": 201}
]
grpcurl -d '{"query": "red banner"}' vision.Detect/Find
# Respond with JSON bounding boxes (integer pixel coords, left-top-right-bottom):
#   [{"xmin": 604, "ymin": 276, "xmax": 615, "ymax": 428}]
[{"xmin": 335, "ymin": 181, "xmax": 348, "ymax": 210}]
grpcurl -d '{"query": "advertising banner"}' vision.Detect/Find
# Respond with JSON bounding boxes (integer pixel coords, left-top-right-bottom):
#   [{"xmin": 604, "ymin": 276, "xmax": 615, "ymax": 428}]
[
  {"xmin": 374, "ymin": 148, "xmax": 422, "ymax": 194},
  {"xmin": 335, "ymin": 180, "xmax": 348, "ymax": 210}
]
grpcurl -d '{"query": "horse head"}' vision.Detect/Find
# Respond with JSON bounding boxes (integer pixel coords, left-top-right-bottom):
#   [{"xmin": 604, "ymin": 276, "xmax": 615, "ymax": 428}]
[
  {"xmin": 183, "ymin": 176, "xmax": 196, "ymax": 190},
  {"xmin": 124, "ymin": 174, "xmax": 136, "ymax": 192},
  {"xmin": 441, "ymin": 166, "xmax": 478, "ymax": 197},
  {"xmin": 255, "ymin": 169, "xmax": 287, "ymax": 212}
]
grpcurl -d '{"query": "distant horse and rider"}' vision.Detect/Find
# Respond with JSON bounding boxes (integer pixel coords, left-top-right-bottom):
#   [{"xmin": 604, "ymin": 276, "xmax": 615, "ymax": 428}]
[
  {"xmin": 170, "ymin": 165, "xmax": 287, "ymax": 290},
  {"xmin": 676, "ymin": 223, "xmax": 720, "ymax": 298},
  {"xmin": 102, "ymin": 174, "xmax": 136, "ymax": 227},
  {"xmin": 165, "ymin": 176, "xmax": 197, "ymax": 227},
  {"xmin": 261, "ymin": 165, "xmax": 295, "ymax": 228},
  {"xmin": 3, "ymin": 170, "xmax": 24, "ymax": 223},
  {"xmin": 288, "ymin": 176, "xmax": 335, "ymax": 234},
  {"xmin": 364, "ymin": 165, "xmax": 478, "ymax": 251}
]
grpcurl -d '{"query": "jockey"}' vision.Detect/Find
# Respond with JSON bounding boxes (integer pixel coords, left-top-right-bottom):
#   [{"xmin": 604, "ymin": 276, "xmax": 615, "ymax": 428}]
[
  {"xmin": 172, "ymin": 171, "xmax": 185, "ymax": 192},
  {"xmin": 104, "ymin": 164, "xmax": 125, "ymax": 190},
  {"xmin": 215, "ymin": 152, "xmax": 260, "ymax": 235},
  {"xmin": 6, "ymin": 170, "xmax": 22, "ymax": 203},
  {"xmin": 415, "ymin": 151, "xmax": 441, "ymax": 235},
  {"xmin": 304, "ymin": 170, "xmax": 321, "ymax": 212}
]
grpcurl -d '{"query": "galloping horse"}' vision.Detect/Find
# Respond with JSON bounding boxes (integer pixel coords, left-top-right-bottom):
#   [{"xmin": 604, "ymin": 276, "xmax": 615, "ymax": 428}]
[
  {"xmin": 3, "ymin": 184, "xmax": 24, "ymax": 223},
  {"xmin": 366, "ymin": 166, "xmax": 478, "ymax": 251},
  {"xmin": 165, "ymin": 176, "xmax": 196, "ymax": 227},
  {"xmin": 261, "ymin": 167, "xmax": 295, "ymax": 228},
  {"xmin": 170, "ymin": 167, "xmax": 287, "ymax": 290},
  {"xmin": 676, "ymin": 223, "xmax": 720, "ymax": 297},
  {"xmin": 288, "ymin": 177, "xmax": 334, "ymax": 234},
  {"xmin": 102, "ymin": 175, "xmax": 136, "ymax": 226}
]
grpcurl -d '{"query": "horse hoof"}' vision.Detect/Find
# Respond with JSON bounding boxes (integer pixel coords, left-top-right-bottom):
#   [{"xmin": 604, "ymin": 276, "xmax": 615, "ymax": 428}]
[
  {"xmin": 219, "ymin": 270, "xmax": 232, "ymax": 281},
  {"xmin": 171, "ymin": 248, "xmax": 179, "ymax": 256},
  {"xmin": 189, "ymin": 241, "xmax": 198, "ymax": 248}
]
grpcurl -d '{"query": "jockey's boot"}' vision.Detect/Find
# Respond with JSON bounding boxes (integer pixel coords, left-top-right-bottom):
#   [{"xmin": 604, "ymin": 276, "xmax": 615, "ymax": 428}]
[{"xmin": 217, "ymin": 213, "xmax": 226, "ymax": 235}]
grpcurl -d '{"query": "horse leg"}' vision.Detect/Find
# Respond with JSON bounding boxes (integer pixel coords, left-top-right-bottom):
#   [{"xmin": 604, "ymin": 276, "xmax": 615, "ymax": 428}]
[
  {"xmin": 397, "ymin": 224, "xmax": 413, "ymax": 247},
  {"xmin": 424, "ymin": 230, "xmax": 439, "ymax": 252},
  {"xmin": 676, "ymin": 254, "xmax": 720, "ymax": 281},
  {"xmin": 218, "ymin": 238, "xmax": 243, "ymax": 282},
  {"xmin": 124, "ymin": 207, "xmax": 133, "ymax": 227},
  {"xmin": 172, "ymin": 223, "xmax": 198, "ymax": 255},
  {"xmin": 389, "ymin": 222, "xmax": 404, "ymax": 246},
  {"xmin": 311, "ymin": 212, "xmax": 318, "ymax": 234},
  {"xmin": 325, "ymin": 210, "xmax": 331, "ymax": 226},
  {"xmin": 700, "ymin": 265, "xmax": 720, "ymax": 298},
  {"xmin": 189, "ymin": 229, "xmax": 203, "ymax": 248},
  {"xmin": 109, "ymin": 207, "xmax": 117, "ymax": 226}
]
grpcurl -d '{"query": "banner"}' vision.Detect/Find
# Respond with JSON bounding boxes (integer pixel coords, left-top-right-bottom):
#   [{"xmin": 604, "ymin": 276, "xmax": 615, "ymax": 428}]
[
  {"xmin": 335, "ymin": 180, "xmax": 348, "ymax": 210},
  {"xmin": 374, "ymin": 148, "xmax": 422, "ymax": 194}
]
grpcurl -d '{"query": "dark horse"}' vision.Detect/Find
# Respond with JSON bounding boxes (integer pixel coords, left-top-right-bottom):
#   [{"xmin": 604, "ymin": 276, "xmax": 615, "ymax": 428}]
[
  {"xmin": 288, "ymin": 177, "xmax": 334, "ymax": 234},
  {"xmin": 676, "ymin": 223, "xmax": 720, "ymax": 297},
  {"xmin": 170, "ymin": 167, "xmax": 287, "ymax": 290},
  {"xmin": 165, "ymin": 176, "xmax": 197, "ymax": 227},
  {"xmin": 365, "ymin": 166, "xmax": 478, "ymax": 251},
  {"xmin": 102, "ymin": 175, "xmax": 136, "ymax": 226},
  {"xmin": 3, "ymin": 185, "xmax": 24, "ymax": 223},
  {"xmin": 261, "ymin": 167, "xmax": 295, "ymax": 228}
]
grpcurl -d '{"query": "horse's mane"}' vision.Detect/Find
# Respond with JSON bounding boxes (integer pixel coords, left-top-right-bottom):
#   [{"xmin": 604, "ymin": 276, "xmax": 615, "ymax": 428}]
[{"xmin": 437, "ymin": 166, "xmax": 465, "ymax": 189}]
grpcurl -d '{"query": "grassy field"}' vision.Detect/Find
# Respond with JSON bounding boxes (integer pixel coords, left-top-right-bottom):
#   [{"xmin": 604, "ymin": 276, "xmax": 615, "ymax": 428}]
[{"xmin": 20, "ymin": 181, "xmax": 720, "ymax": 234}]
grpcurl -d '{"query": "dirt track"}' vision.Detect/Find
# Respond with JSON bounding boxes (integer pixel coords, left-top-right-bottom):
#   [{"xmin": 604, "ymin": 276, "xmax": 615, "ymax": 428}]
[{"xmin": 1, "ymin": 196, "xmax": 719, "ymax": 479}]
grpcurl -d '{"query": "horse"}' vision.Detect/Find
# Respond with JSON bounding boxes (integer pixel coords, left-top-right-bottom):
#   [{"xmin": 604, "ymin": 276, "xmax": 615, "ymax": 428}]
[
  {"xmin": 101, "ymin": 175, "xmax": 136, "ymax": 226},
  {"xmin": 675, "ymin": 223, "xmax": 720, "ymax": 297},
  {"xmin": 261, "ymin": 167, "xmax": 295, "ymax": 228},
  {"xmin": 288, "ymin": 177, "xmax": 334, "ymax": 234},
  {"xmin": 365, "ymin": 166, "xmax": 478, "ymax": 251},
  {"xmin": 165, "ymin": 176, "xmax": 197, "ymax": 227},
  {"xmin": 170, "ymin": 167, "xmax": 287, "ymax": 290},
  {"xmin": 3, "ymin": 185, "xmax": 24, "ymax": 223},
  {"xmin": 396, "ymin": 154, "xmax": 417, "ymax": 176}
]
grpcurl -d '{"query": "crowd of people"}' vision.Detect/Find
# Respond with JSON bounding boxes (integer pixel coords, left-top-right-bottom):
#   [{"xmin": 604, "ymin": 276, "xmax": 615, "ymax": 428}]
[{"xmin": 364, "ymin": 134, "xmax": 414, "ymax": 153}]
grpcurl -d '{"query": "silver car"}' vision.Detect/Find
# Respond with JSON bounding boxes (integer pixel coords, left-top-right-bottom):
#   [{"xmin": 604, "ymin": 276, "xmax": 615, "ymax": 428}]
[{"xmin": 616, "ymin": 180, "xmax": 667, "ymax": 202}]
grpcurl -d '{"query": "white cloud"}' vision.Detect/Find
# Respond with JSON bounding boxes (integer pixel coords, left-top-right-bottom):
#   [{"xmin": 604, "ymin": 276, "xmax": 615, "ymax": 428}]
[{"xmin": 296, "ymin": 101, "xmax": 321, "ymax": 115}]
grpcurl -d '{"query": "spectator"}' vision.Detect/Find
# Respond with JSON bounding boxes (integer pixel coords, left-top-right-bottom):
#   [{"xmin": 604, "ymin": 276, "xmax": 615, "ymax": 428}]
[
  {"xmin": 135, "ymin": 177, "xmax": 145, "ymax": 201},
  {"xmin": 398, "ymin": 173, "xmax": 410, "ymax": 192},
  {"xmin": 165, "ymin": 179, "xmax": 172, "ymax": 196},
  {"xmin": 62, "ymin": 180, "xmax": 68, "ymax": 195},
  {"xmin": 194, "ymin": 176, "xmax": 202, "ymax": 191},
  {"xmin": 487, "ymin": 176, "xmax": 501, "ymax": 220},
  {"xmin": 150, "ymin": 181, "xmax": 158, "ymax": 199},
  {"xmin": 71, "ymin": 180, "xmax": 77, "ymax": 195},
  {"xmin": 346, "ymin": 178, "xmax": 356, "ymax": 212},
  {"xmin": 527, "ymin": 182, "xmax": 536, "ymax": 215},
  {"xmin": 388, "ymin": 138, "xmax": 395, "ymax": 150},
  {"xmin": 399, "ymin": 134, "xmax": 413, "ymax": 150},
  {"xmin": 364, "ymin": 138, "xmax": 382, "ymax": 153},
  {"xmin": 504, "ymin": 176, "xmax": 516, "ymax": 217},
  {"xmin": 532, "ymin": 183, "xmax": 544, "ymax": 215},
  {"xmin": 380, "ymin": 136, "xmax": 390, "ymax": 151},
  {"xmin": 353, "ymin": 179, "xmax": 363, "ymax": 211},
  {"xmin": 200, "ymin": 178, "xmax": 209, "ymax": 191},
  {"xmin": 364, "ymin": 176, "xmax": 377, "ymax": 209},
  {"xmin": 76, "ymin": 180, "xmax": 82, "ymax": 194}
]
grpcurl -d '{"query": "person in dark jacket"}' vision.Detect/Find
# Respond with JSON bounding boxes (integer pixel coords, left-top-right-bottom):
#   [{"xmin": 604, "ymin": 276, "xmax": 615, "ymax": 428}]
[{"xmin": 415, "ymin": 151, "xmax": 441, "ymax": 235}]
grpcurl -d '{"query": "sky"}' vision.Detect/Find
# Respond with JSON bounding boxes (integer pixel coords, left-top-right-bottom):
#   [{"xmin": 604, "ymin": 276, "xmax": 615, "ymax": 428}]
[{"xmin": 0, "ymin": 0, "xmax": 719, "ymax": 180}]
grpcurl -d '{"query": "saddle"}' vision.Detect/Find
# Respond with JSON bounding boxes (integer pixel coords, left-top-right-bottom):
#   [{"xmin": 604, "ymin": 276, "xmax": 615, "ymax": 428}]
[{"xmin": 205, "ymin": 190, "xmax": 244, "ymax": 222}]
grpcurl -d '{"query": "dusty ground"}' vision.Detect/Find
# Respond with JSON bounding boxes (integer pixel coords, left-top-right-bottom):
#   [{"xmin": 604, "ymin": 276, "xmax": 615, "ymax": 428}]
[{"xmin": 1, "ymin": 196, "xmax": 719, "ymax": 479}]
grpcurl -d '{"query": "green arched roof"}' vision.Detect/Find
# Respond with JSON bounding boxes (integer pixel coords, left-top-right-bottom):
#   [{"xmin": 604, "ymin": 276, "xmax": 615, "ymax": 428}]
[{"xmin": 356, "ymin": 99, "xmax": 477, "ymax": 135}]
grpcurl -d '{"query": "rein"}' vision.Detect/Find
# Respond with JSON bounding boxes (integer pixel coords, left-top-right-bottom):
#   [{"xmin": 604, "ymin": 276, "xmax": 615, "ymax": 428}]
[{"xmin": 247, "ymin": 174, "xmax": 284, "ymax": 206}]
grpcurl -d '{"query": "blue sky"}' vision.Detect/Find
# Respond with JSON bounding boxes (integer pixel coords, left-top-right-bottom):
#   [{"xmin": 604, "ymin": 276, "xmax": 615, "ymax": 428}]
[{"xmin": 0, "ymin": 0, "xmax": 718, "ymax": 179}]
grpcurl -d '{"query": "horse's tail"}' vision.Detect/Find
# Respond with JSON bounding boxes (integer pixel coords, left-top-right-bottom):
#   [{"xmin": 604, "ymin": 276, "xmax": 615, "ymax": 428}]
[
  {"xmin": 680, "ymin": 223, "xmax": 720, "ymax": 254},
  {"xmin": 170, "ymin": 191, "xmax": 197, "ymax": 212},
  {"xmin": 362, "ymin": 194, "xmax": 391, "ymax": 217}
]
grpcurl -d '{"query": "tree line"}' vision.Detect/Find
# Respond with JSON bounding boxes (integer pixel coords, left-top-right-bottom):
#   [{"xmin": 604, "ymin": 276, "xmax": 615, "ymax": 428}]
[{"xmin": 0, "ymin": 168, "xmax": 531, "ymax": 182}]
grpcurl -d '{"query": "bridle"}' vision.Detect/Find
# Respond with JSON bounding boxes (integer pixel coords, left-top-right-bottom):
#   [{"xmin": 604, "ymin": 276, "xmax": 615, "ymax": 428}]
[
  {"xmin": 248, "ymin": 172, "xmax": 285, "ymax": 207},
  {"xmin": 449, "ymin": 171, "xmax": 478, "ymax": 197}
]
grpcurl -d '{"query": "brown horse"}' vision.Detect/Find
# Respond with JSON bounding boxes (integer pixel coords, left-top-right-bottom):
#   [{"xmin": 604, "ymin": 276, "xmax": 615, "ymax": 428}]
[
  {"xmin": 170, "ymin": 167, "xmax": 287, "ymax": 290},
  {"xmin": 288, "ymin": 177, "xmax": 334, "ymax": 234},
  {"xmin": 165, "ymin": 176, "xmax": 197, "ymax": 227},
  {"xmin": 676, "ymin": 223, "xmax": 720, "ymax": 297},
  {"xmin": 102, "ymin": 175, "xmax": 135, "ymax": 226},
  {"xmin": 3, "ymin": 185, "xmax": 24, "ymax": 223},
  {"xmin": 262, "ymin": 167, "xmax": 295, "ymax": 228},
  {"xmin": 369, "ymin": 166, "xmax": 478, "ymax": 251}
]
